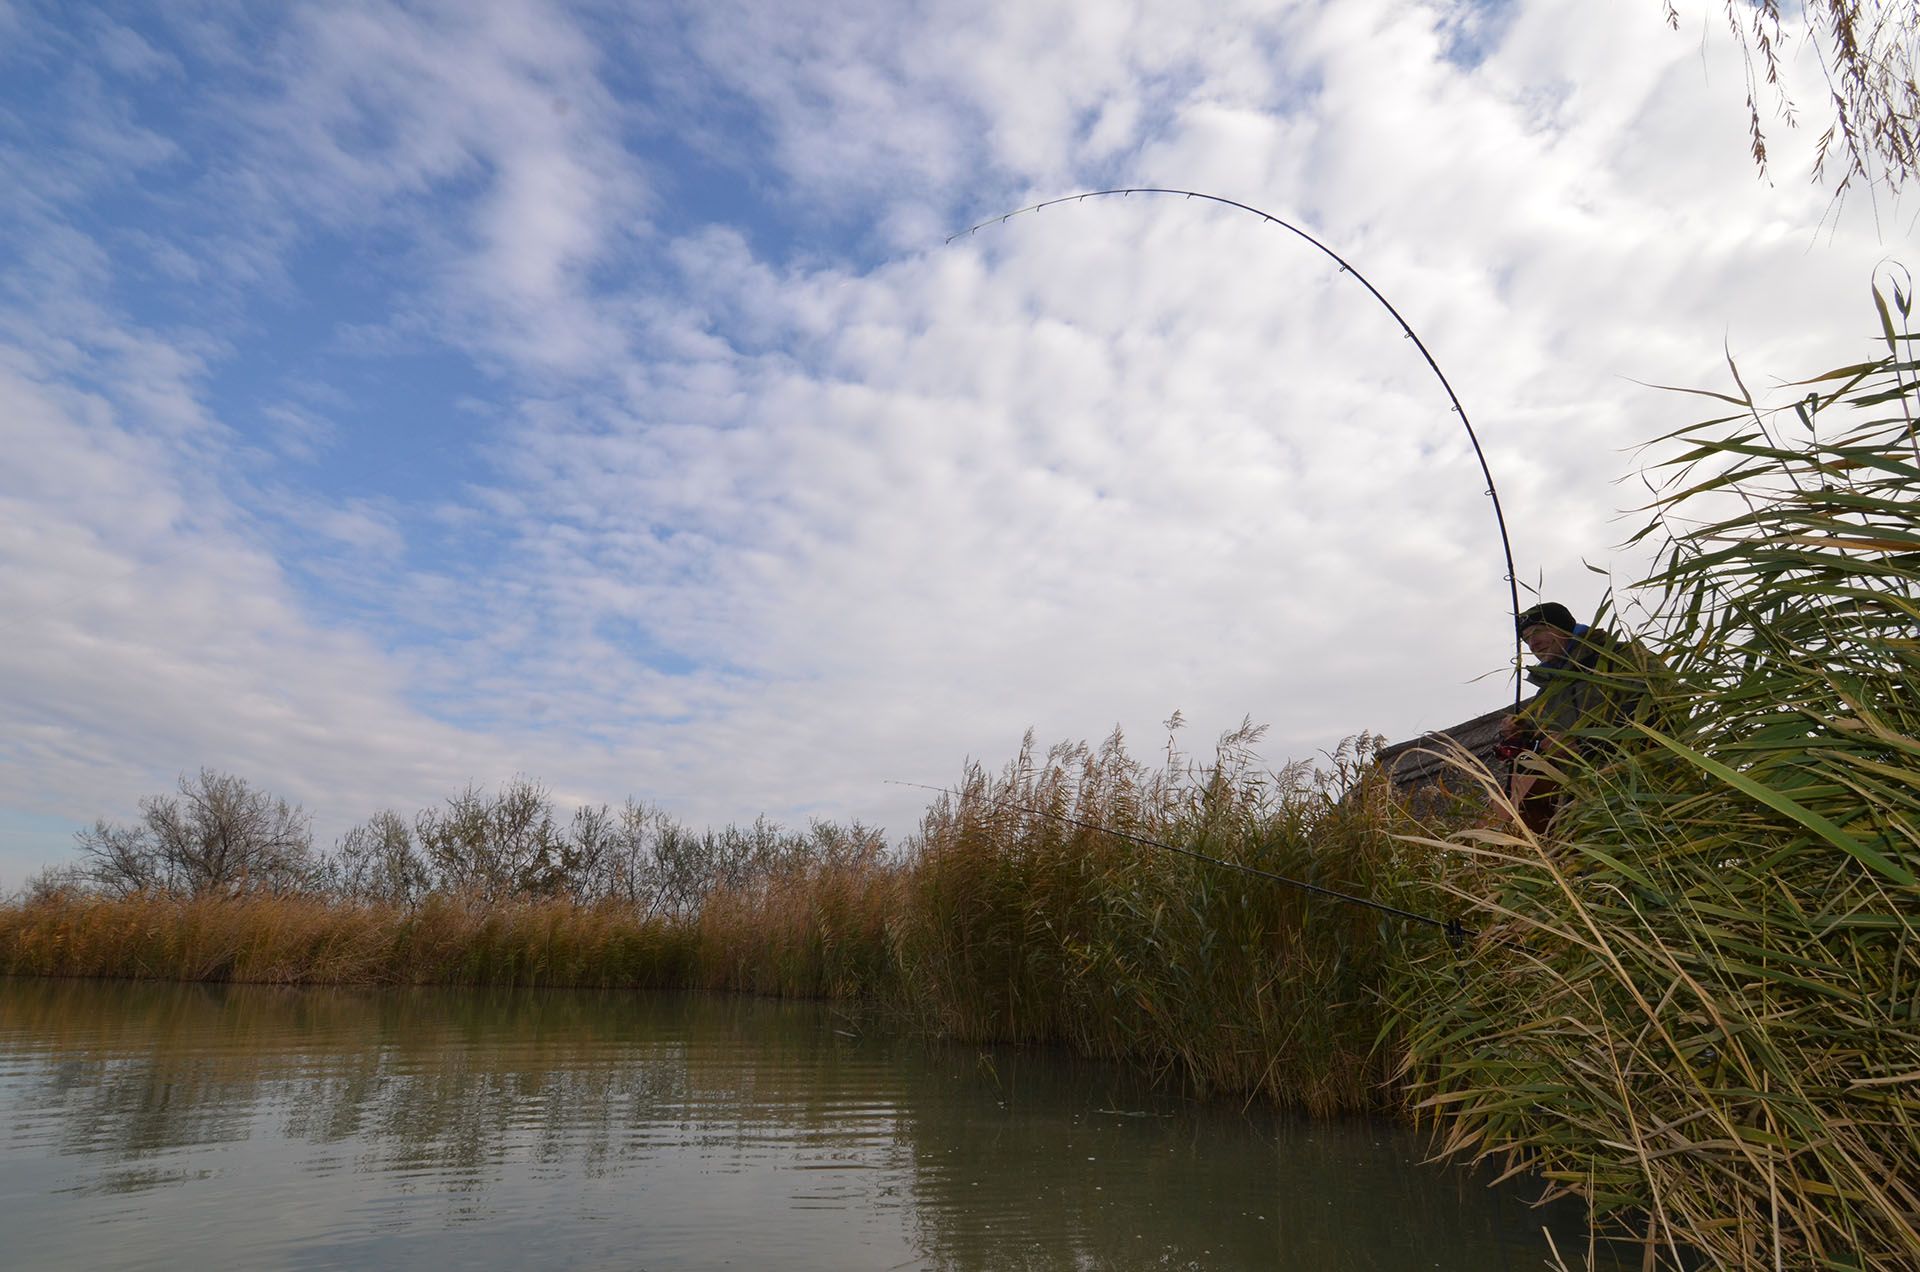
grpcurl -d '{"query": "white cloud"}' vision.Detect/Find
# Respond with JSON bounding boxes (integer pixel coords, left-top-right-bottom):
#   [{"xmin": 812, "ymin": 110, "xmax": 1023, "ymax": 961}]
[
  {"xmin": 0, "ymin": 0, "xmax": 1912, "ymax": 889},
  {"xmin": 202, "ymin": 0, "xmax": 655, "ymax": 375},
  {"xmin": 668, "ymin": 0, "xmax": 1309, "ymax": 216},
  {"xmin": 93, "ymin": 19, "xmax": 183, "ymax": 79},
  {"xmin": 461, "ymin": 0, "xmax": 1909, "ymax": 821},
  {"xmin": 0, "ymin": 363, "xmax": 521, "ymax": 844}
]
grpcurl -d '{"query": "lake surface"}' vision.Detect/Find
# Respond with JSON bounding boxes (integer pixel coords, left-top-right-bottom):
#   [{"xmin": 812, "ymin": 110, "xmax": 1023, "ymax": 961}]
[{"xmin": 0, "ymin": 978, "xmax": 1616, "ymax": 1270}]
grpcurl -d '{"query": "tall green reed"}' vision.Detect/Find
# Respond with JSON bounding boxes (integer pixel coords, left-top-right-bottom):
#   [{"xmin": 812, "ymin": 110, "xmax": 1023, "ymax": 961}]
[{"xmin": 1398, "ymin": 285, "xmax": 1920, "ymax": 1269}]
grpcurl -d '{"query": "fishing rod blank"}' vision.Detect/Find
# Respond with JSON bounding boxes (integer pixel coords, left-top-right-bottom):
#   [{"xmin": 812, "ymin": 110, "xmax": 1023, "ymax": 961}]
[{"xmin": 949, "ymin": 187, "xmax": 1526, "ymax": 710}]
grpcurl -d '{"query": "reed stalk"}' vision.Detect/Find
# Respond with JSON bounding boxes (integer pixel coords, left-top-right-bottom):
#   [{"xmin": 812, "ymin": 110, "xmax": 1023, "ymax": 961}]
[{"xmin": 1397, "ymin": 287, "xmax": 1920, "ymax": 1269}]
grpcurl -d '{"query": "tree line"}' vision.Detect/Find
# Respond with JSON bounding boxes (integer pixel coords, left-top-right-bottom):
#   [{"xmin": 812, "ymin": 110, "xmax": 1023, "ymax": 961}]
[{"xmin": 36, "ymin": 769, "xmax": 887, "ymax": 915}]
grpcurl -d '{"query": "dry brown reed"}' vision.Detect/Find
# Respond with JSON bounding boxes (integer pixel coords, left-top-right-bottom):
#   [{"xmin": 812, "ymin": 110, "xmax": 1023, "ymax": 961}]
[
  {"xmin": 883, "ymin": 722, "xmax": 1473, "ymax": 1115},
  {"xmin": 696, "ymin": 859, "xmax": 902, "ymax": 999},
  {"xmin": 0, "ymin": 891, "xmax": 697, "ymax": 988},
  {"xmin": 3, "ymin": 725, "xmax": 1472, "ymax": 1118}
]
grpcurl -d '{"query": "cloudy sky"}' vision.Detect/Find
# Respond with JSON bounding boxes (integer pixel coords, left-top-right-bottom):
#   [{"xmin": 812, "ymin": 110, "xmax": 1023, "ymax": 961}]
[{"xmin": 1, "ymin": 0, "xmax": 1911, "ymax": 886}]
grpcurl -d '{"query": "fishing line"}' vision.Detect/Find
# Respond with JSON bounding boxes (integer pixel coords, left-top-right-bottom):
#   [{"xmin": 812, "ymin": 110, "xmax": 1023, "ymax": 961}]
[
  {"xmin": 885, "ymin": 778, "xmax": 1501, "ymax": 948},
  {"xmin": 948, "ymin": 187, "xmax": 1526, "ymax": 710}
]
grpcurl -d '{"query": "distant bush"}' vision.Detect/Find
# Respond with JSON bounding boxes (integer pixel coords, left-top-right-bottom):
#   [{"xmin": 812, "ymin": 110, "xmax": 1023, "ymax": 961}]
[
  {"xmin": 75, "ymin": 769, "xmax": 315, "ymax": 898},
  {"xmin": 319, "ymin": 781, "xmax": 886, "ymax": 916}
]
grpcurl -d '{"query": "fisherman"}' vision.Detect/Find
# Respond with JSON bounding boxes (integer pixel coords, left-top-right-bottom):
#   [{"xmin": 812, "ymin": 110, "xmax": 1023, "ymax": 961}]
[{"xmin": 1503, "ymin": 602, "xmax": 1664, "ymax": 832}]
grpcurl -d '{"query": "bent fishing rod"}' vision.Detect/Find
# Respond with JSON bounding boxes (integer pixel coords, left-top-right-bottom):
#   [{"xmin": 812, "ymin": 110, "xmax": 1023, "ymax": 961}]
[
  {"xmin": 949, "ymin": 188, "xmax": 1525, "ymax": 710},
  {"xmin": 888, "ymin": 779, "xmax": 1507, "ymax": 949}
]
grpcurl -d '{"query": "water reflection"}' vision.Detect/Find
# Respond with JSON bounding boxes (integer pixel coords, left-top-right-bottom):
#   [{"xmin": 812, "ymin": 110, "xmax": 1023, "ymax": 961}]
[{"xmin": 0, "ymin": 979, "xmax": 1616, "ymax": 1270}]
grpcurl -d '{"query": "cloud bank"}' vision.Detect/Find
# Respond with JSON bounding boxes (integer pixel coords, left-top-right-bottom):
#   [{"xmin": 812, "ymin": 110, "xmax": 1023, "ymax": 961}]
[{"xmin": 0, "ymin": 0, "xmax": 1909, "ymax": 885}]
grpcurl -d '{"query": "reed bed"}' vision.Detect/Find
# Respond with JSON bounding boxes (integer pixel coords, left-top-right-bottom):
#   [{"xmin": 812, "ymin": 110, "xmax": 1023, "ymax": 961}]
[
  {"xmin": 1398, "ymin": 303, "xmax": 1920, "ymax": 1269},
  {"xmin": 884, "ymin": 723, "xmax": 1472, "ymax": 1115},
  {"xmin": 696, "ymin": 858, "xmax": 902, "ymax": 999},
  {"xmin": 0, "ymin": 891, "xmax": 698, "ymax": 989},
  {"xmin": 2, "ymin": 728, "xmax": 1469, "ymax": 1116}
]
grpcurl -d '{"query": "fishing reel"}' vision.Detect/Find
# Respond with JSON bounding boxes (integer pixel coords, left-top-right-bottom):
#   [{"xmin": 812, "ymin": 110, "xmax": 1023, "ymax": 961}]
[{"xmin": 1494, "ymin": 730, "xmax": 1541, "ymax": 762}]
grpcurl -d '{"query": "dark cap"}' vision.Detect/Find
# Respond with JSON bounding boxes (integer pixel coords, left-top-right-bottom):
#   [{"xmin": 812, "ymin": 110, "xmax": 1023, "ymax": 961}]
[{"xmin": 1516, "ymin": 602, "xmax": 1576, "ymax": 635}]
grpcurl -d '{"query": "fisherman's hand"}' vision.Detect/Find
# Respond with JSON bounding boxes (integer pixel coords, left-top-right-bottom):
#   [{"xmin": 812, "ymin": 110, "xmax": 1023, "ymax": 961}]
[{"xmin": 1497, "ymin": 715, "xmax": 1535, "ymax": 758}]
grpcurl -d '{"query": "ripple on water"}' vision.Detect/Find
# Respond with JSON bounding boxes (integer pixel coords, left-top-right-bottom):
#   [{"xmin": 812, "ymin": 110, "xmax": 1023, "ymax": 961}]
[{"xmin": 0, "ymin": 980, "xmax": 1631, "ymax": 1271}]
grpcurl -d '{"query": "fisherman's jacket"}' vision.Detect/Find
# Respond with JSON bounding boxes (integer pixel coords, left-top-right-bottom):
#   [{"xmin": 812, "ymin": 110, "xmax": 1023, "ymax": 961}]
[{"xmin": 1521, "ymin": 626, "xmax": 1670, "ymax": 755}]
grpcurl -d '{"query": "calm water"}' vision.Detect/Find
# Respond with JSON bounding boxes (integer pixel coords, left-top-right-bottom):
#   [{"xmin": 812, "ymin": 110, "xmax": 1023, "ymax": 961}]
[{"xmin": 0, "ymin": 978, "xmax": 1612, "ymax": 1270}]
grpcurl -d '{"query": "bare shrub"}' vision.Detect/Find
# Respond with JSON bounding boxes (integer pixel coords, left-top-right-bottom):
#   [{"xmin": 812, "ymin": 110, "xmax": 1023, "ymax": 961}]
[
  {"xmin": 414, "ymin": 777, "xmax": 562, "ymax": 902},
  {"xmin": 327, "ymin": 810, "xmax": 430, "ymax": 908},
  {"xmin": 74, "ymin": 770, "xmax": 315, "ymax": 898},
  {"xmin": 554, "ymin": 799, "xmax": 690, "ymax": 908},
  {"xmin": 18, "ymin": 863, "xmax": 88, "ymax": 903}
]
